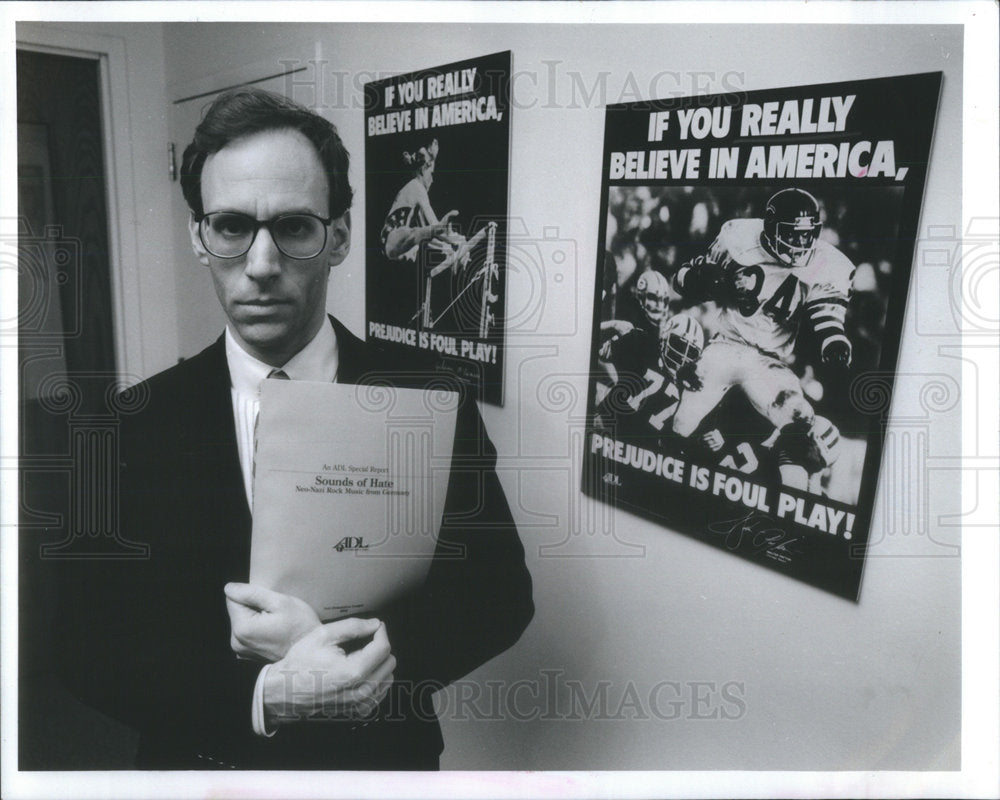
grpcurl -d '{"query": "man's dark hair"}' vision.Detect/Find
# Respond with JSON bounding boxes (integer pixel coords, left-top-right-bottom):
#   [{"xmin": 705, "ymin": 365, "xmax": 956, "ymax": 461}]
[{"xmin": 180, "ymin": 87, "xmax": 353, "ymax": 219}]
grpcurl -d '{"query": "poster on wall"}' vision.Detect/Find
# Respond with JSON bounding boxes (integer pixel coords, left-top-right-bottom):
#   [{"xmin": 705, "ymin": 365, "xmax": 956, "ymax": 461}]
[
  {"xmin": 365, "ymin": 51, "xmax": 511, "ymax": 406},
  {"xmin": 583, "ymin": 73, "xmax": 942, "ymax": 600}
]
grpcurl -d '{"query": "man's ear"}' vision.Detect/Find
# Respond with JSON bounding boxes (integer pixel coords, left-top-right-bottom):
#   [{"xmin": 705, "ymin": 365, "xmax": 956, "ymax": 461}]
[
  {"xmin": 328, "ymin": 211, "xmax": 351, "ymax": 267},
  {"xmin": 188, "ymin": 214, "xmax": 210, "ymax": 267}
]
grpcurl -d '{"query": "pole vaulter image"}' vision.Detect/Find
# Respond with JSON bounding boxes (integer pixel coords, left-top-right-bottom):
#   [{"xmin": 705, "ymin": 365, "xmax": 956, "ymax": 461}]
[
  {"xmin": 380, "ymin": 138, "xmax": 499, "ymax": 339},
  {"xmin": 365, "ymin": 51, "xmax": 511, "ymax": 405}
]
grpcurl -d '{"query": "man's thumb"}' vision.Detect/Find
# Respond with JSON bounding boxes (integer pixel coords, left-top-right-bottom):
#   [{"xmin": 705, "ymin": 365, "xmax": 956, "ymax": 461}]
[{"xmin": 224, "ymin": 582, "xmax": 274, "ymax": 611}]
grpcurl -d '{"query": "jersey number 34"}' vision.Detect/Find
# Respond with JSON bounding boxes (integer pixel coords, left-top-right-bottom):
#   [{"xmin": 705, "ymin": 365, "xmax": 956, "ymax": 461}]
[{"xmin": 732, "ymin": 266, "xmax": 801, "ymax": 322}]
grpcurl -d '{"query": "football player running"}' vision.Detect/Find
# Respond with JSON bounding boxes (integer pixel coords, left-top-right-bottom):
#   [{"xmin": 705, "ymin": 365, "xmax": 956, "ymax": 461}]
[{"xmin": 669, "ymin": 188, "xmax": 855, "ymax": 442}]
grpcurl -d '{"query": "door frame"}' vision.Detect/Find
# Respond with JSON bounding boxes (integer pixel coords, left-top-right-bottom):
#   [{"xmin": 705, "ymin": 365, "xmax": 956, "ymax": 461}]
[{"xmin": 16, "ymin": 23, "xmax": 146, "ymax": 380}]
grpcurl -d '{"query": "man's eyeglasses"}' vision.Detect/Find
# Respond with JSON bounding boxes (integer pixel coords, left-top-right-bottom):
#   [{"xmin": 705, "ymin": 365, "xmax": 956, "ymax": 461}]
[{"xmin": 196, "ymin": 212, "xmax": 332, "ymax": 260}]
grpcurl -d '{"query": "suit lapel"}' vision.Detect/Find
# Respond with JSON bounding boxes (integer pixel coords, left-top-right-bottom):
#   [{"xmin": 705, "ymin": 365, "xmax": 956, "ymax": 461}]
[
  {"xmin": 193, "ymin": 337, "xmax": 253, "ymax": 565},
  {"xmin": 329, "ymin": 315, "xmax": 369, "ymax": 385}
]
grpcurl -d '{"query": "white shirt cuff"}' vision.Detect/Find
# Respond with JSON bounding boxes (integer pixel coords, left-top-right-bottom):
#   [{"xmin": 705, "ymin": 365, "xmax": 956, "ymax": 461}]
[{"xmin": 252, "ymin": 664, "xmax": 278, "ymax": 737}]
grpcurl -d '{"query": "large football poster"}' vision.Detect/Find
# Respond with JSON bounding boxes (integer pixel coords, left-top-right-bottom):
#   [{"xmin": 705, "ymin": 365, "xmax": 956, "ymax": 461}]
[
  {"xmin": 583, "ymin": 74, "xmax": 942, "ymax": 599},
  {"xmin": 364, "ymin": 51, "xmax": 511, "ymax": 406}
]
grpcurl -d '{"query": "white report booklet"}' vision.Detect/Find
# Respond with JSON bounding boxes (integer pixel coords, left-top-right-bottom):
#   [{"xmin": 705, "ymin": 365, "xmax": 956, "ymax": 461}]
[{"xmin": 249, "ymin": 379, "xmax": 458, "ymax": 621}]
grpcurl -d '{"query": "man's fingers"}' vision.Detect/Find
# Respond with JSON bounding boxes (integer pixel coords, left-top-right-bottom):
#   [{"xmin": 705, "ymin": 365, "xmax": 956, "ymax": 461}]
[
  {"xmin": 226, "ymin": 596, "xmax": 257, "ymax": 623},
  {"xmin": 322, "ymin": 617, "xmax": 382, "ymax": 647},
  {"xmin": 368, "ymin": 651, "xmax": 396, "ymax": 693},
  {"xmin": 350, "ymin": 655, "xmax": 394, "ymax": 702},
  {"xmin": 346, "ymin": 623, "xmax": 392, "ymax": 673},
  {"xmin": 229, "ymin": 630, "xmax": 262, "ymax": 661},
  {"xmin": 369, "ymin": 620, "xmax": 390, "ymax": 650},
  {"xmin": 345, "ymin": 653, "xmax": 396, "ymax": 718},
  {"xmin": 224, "ymin": 582, "xmax": 280, "ymax": 611}
]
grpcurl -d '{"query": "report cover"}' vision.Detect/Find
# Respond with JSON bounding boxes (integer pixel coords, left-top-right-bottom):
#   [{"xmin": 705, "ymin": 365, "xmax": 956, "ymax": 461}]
[{"xmin": 250, "ymin": 380, "xmax": 458, "ymax": 620}]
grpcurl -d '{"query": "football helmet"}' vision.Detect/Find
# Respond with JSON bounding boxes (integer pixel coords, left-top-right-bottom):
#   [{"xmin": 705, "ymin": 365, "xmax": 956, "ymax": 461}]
[
  {"xmin": 635, "ymin": 270, "xmax": 671, "ymax": 326},
  {"xmin": 659, "ymin": 313, "xmax": 704, "ymax": 376},
  {"xmin": 763, "ymin": 188, "xmax": 822, "ymax": 267}
]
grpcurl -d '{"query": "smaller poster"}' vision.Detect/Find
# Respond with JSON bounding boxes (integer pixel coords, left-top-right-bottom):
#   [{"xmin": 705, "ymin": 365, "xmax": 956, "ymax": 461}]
[
  {"xmin": 365, "ymin": 51, "xmax": 511, "ymax": 405},
  {"xmin": 583, "ymin": 73, "xmax": 942, "ymax": 600}
]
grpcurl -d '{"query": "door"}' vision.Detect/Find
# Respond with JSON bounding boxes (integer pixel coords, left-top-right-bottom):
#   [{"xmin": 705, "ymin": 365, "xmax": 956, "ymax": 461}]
[{"xmin": 17, "ymin": 48, "xmax": 138, "ymax": 768}]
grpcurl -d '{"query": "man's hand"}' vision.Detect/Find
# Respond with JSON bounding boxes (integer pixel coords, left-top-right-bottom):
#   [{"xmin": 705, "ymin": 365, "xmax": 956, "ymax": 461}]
[
  {"xmin": 225, "ymin": 583, "xmax": 321, "ymax": 663},
  {"xmin": 263, "ymin": 618, "xmax": 396, "ymax": 725}
]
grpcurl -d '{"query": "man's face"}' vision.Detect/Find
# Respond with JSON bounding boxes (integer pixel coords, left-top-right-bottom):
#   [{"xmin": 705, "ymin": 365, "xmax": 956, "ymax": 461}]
[
  {"xmin": 189, "ymin": 128, "xmax": 350, "ymax": 366},
  {"xmin": 643, "ymin": 291, "xmax": 666, "ymax": 320}
]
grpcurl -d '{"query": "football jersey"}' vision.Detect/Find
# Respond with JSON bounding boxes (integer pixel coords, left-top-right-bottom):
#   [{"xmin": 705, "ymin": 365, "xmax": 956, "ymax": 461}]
[
  {"xmin": 707, "ymin": 218, "xmax": 855, "ymax": 361},
  {"xmin": 597, "ymin": 327, "xmax": 682, "ymax": 441}
]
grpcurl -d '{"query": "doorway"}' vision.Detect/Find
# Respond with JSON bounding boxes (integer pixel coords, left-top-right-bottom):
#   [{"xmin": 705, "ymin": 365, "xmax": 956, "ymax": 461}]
[{"xmin": 17, "ymin": 48, "xmax": 137, "ymax": 769}]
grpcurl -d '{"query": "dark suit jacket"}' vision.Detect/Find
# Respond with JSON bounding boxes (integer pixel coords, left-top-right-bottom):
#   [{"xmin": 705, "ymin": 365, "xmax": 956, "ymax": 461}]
[{"xmin": 56, "ymin": 318, "xmax": 533, "ymax": 770}]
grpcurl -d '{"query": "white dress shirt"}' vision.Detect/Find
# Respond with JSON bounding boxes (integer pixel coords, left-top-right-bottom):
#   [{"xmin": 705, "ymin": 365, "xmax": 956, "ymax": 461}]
[
  {"xmin": 226, "ymin": 321, "xmax": 339, "ymax": 508},
  {"xmin": 224, "ymin": 320, "xmax": 339, "ymax": 736}
]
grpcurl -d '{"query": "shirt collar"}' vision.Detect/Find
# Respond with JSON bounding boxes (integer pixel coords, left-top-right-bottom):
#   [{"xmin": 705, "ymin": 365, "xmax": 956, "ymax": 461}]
[{"xmin": 225, "ymin": 319, "xmax": 339, "ymax": 396}]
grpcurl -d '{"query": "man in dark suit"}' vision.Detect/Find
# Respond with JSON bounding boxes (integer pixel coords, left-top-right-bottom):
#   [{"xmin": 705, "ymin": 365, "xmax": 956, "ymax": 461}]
[{"xmin": 56, "ymin": 87, "xmax": 533, "ymax": 770}]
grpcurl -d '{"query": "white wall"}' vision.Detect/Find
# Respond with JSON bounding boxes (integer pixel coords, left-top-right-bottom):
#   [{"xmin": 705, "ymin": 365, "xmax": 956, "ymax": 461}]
[{"xmin": 65, "ymin": 21, "xmax": 970, "ymax": 771}]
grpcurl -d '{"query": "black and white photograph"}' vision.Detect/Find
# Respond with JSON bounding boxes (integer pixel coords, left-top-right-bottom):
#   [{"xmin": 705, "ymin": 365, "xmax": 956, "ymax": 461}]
[
  {"xmin": 584, "ymin": 74, "xmax": 942, "ymax": 599},
  {"xmin": 365, "ymin": 52, "xmax": 511, "ymax": 405},
  {"xmin": 1, "ymin": 7, "xmax": 996, "ymax": 800}
]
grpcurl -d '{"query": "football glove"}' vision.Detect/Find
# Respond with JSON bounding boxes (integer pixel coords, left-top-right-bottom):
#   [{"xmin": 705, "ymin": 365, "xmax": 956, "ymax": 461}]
[{"xmin": 678, "ymin": 255, "xmax": 723, "ymax": 301}]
